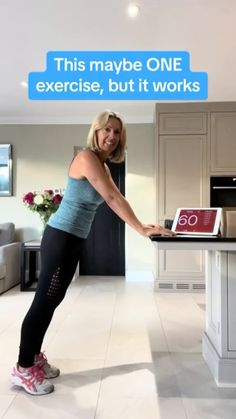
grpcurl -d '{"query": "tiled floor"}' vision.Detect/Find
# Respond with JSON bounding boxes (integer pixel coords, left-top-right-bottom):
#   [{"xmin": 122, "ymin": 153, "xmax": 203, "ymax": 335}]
[{"xmin": 1, "ymin": 277, "xmax": 236, "ymax": 418}]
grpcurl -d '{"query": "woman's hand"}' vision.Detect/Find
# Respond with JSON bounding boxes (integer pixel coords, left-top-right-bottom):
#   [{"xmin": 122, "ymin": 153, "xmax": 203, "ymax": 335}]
[{"xmin": 141, "ymin": 224, "xmax": 176, "ymax": 237}]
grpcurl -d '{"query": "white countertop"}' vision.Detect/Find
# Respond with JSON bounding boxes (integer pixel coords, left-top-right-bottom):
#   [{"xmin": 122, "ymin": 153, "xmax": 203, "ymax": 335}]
[{"xmin": 151, "ymin": 237, "xmax": 236, "ymax": 251}]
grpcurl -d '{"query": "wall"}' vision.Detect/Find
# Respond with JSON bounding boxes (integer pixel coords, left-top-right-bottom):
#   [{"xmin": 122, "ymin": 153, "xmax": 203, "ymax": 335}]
[
  {"xmin": 125, "ymin": 124, "xmax": 156, "ymax": 280},
  {"xmin": 0, "ymin": 123, "xmax": 155, "ymax": 279}
]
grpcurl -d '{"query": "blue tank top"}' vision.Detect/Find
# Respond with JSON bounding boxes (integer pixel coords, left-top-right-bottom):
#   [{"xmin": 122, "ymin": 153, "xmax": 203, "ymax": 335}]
[{"xmin": 48, "ymin": 176, "xmax": 104, "ymax": 238}]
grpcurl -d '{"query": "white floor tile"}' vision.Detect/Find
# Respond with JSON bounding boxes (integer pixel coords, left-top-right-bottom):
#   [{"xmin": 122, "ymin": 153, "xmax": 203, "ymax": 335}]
[
  {"xmin": 158, "ymin": 397, "xmax": 188, "ymax": 419},
  {"xmin": 171, "ymin": 352, "xmax": 236, "ymax": 399},
  {"xmin": 99, "ymin": 366, "xmax": 156, "ymax": 397},
  {"xmin": 0, "ymin": 396, "xmax": 16, "ymax": 417},
  {"xmin": 4, "ymin": 391, "xmax": 98, "ymax": 419},
  {"xmin": 182, "ymin": 398, "xmax": 236, "ymax": 419},
  {"xmin": 0, "ymin": 361, "xmax": 19, "ymax": 396},
  {"xmin": 155, "ymin": 293, "xmax": 205, "ymax": 353},
  {"xmin": 95, "ymin": 396, "xmax": 160, "ymax": 419}
]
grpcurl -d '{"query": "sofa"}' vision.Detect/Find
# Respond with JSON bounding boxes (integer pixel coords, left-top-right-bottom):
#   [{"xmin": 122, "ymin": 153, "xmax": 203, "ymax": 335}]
[{"xmin": 0, "ymin": 223, "xmax": 21, "ymax": 295}]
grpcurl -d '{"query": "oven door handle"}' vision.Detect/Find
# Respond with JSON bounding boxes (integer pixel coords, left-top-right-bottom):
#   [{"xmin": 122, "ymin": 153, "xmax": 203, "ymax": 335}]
[{"xmin": 212, "ymin": 186, "xmax": 236, "ymax": 189}]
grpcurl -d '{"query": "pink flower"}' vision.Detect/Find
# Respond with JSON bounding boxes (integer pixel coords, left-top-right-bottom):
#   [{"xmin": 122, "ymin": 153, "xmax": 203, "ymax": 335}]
[
  {"xmin": 23, "ymin": 192, "xmax": 34, "ymax": 205},
  {"xmin": 44, "ymin": 189, "xmax": 54, "ymax": 194},
  {"xmin": 53, "ymin": 194, "xmax": 63, "ymax": 204}
]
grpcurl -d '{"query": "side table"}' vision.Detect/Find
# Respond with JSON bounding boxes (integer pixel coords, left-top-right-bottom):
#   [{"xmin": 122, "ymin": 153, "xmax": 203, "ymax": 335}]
[{"xmin": 21, "ymin": 240, "xmax": 41, "ymax": 291}]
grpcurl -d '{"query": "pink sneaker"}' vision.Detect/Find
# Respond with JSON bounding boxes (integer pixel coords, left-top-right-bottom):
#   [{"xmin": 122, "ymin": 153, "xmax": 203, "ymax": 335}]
[
  {"xmin": 11, "ymin": 364, "xmax": 54, "ymax": 395},
  {"xmin": 34, "ymin": 352, "xmax": 60, "ymax": 379}
]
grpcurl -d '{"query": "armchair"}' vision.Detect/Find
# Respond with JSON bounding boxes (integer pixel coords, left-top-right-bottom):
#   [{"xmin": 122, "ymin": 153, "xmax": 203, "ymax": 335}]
[{"xmin": 0, "ymin": 223, "xmax": 21, "ymax": 295}]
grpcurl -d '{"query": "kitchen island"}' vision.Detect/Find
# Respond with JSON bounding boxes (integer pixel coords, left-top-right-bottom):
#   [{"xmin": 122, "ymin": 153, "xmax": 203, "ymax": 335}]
[{"xmin": 151, "ymin": 235, "xmax": 236, "ymax": 387}]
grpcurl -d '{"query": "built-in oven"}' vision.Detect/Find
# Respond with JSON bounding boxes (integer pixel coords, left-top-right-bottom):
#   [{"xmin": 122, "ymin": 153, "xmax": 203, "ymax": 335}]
[{"xmin": 210, "ymin": 176, "xmax": 236, "ymax": 207}]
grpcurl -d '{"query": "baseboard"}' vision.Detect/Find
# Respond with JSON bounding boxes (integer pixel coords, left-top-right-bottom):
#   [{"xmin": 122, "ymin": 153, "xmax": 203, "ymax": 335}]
[{"xmin": 202, "ymin": 332, "xmax": 236, "ymax": 387}]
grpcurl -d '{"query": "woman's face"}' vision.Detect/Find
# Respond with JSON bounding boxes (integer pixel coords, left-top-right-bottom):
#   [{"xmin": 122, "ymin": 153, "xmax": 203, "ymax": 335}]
[{"xmin": 96, "ymin": 117, "xmax": 121, "ymax": 154}]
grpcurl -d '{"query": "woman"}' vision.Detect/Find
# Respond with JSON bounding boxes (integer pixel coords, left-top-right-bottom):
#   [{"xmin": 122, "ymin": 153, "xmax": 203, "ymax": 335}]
[{"xmin": 11, "ymin": 110, "xmax": 174, "ymax": 395}]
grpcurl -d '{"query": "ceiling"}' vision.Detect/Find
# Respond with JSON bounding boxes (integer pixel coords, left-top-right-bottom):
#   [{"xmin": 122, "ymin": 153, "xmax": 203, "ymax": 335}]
[{"xmin": 0, "ymin": 0, "xmax": 235, "ymax": 124}]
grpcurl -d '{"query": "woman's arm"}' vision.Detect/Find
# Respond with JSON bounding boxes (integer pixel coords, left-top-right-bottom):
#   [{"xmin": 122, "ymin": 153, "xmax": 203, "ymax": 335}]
[{"xmin": 70, "ymin": 150, "xmax": 174, "ymax": 237}]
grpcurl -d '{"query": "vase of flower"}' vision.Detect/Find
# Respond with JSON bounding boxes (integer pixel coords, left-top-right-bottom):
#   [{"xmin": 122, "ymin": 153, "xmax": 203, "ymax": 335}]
[{"xmin": 23, "ymin": 189, "xmax": 63, "ymax": 234}]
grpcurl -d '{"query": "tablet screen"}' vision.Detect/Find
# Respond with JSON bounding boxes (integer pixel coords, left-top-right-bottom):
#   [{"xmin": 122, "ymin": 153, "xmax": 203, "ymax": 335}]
[{"xmin": 174, "ymin": 209, "xmax": 218, "ymax": 234}]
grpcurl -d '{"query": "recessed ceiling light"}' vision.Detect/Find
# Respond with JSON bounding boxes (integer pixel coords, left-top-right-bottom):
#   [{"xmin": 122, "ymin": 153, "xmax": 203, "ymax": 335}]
[
  {"xmin": 21, "ymin": 81, "xmax": 28, "ymax": 88},
  {"xmin": 127, "ymin": 3, "xmax": 140, "ymax": 18}
]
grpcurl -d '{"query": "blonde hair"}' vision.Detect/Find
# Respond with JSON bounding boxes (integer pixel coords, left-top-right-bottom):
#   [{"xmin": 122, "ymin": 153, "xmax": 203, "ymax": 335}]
[{"xmin": 87, "ymin": 110, "xmax": 127, "ymax": 162}]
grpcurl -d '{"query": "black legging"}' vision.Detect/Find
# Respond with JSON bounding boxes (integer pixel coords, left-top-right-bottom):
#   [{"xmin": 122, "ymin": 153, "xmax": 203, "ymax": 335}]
[{"xmin": 18, "ymin": 225, "xmax": 85, "ymax": 367}]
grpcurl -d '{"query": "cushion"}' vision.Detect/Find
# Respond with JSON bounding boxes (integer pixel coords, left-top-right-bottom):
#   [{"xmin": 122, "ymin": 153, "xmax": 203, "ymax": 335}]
[{"xmin": 0, "ymin": 223, "xmax": 15, "ymax": 246}]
